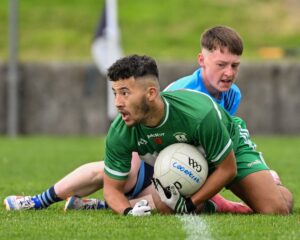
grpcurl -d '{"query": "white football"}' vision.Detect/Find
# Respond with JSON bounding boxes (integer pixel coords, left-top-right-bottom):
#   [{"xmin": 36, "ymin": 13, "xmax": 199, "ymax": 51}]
[{"xmin": 154, "ymin": 143, "xmax": 208, "ymax": 196}]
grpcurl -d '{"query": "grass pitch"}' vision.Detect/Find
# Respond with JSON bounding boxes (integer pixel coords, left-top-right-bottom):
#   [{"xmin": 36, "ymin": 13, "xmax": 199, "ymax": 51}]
[{"xmin": 0, "ymin": 136, "xmax": 299, "ymax": 240}]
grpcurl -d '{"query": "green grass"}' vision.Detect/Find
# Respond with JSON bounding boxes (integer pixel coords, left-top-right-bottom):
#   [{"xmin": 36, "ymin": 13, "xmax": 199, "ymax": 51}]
[
  {"xmin": 1, "ymin": 0, "xmax": 300, "ymax": 61},
  {"xmin": 0, "ymin": 136, "xmax": 299, "ymax": 239}
]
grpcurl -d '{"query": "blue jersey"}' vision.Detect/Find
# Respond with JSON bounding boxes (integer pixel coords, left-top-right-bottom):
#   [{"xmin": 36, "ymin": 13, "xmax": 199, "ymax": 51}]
[{"xmin": 164, "ymin": 68, "xmax": 241, "ymax": 115}]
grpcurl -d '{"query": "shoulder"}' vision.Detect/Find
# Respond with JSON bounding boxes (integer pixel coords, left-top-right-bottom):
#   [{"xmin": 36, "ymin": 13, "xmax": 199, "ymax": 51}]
[
  {"xmin": 162, "ymin": 90, "xmax": 216, "ymax": 115},
  {"xmin": 162, "ymin": 88, "xmax": 208, "ymax": 100},
  {"xmin": 223, "ymin": 84, "xmax": 242, "ymax": 115},
  {"xmin": 225, "ymin": 83, "xmax": 242, "ymax": 101},
  {"xmin": 230, "ymin": 83, "xmax": 241, "ymax": 94},
  {"xmin": 164, "ymin": 69, "xmax": 201, "ymax": 91}
]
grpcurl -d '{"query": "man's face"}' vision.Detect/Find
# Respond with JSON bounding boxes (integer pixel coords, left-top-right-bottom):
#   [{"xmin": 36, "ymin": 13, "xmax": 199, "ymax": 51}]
[
  {"xmin": 198, "ymin": 47, "xmax": 241, "ymax": 97},
  {"xmin": 112, "ymin": 77, "xmax": 151, "ymax": 127}
]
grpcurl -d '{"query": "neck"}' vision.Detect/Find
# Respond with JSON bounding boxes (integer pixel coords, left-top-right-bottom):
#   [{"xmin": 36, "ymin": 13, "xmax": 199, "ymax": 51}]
[
  {"xmin": 205, "ymin": 84, "xmax": 221, "ymax": 99},
  {"xmin": 202, "ymin": 72, "xmax": 221, "ymax": 99},
  {"xmin": 143, "ymin": 97, "xmax": 165, "ymax": 127}
]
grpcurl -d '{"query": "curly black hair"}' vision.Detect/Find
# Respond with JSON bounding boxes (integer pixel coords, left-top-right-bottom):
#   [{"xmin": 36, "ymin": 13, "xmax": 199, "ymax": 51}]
[{"xmin": 107, "ymin": 54, "xmax": 159, "ymax": 81}]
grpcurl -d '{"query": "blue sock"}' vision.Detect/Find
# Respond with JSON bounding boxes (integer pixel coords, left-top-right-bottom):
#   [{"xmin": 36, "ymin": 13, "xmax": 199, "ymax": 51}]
[{"xmin": 33, "ymin": 186, "xmax": 62, "ymax": 209}]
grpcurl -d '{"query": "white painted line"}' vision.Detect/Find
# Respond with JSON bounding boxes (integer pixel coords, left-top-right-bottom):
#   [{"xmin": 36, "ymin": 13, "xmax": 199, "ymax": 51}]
[{"xmin": 177, "ymin": 214, "xmax": 212, "ymax": 240}]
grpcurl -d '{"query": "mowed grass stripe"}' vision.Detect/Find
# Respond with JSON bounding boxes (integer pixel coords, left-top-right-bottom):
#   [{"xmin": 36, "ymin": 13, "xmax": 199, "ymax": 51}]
[{"xmin": 178, "ymin": 214, "xmax": 212, "ymax": 240}]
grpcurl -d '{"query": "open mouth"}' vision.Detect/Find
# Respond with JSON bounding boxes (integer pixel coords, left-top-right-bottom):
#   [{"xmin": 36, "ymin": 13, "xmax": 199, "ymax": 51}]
[
  {"xmin": 220, "ymin": 79, "xmax": 233, "ymax": 87},
  {"xmin": 220, "ymin": 79, "xmax": 232, "ymax": 83},
  {"xmin": 120, "ymin": 111, "xmax": 130, "ymax": 122}
]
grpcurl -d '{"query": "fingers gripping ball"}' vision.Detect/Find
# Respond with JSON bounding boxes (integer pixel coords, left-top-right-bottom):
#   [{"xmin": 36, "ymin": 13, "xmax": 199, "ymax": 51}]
[
  {"xmin": 154, "ymin": 143, "xmax": 208, "ymax": 196},
  {"xmin": 153, "ymin": 179, "xmax": 196, "ymax": 213}
]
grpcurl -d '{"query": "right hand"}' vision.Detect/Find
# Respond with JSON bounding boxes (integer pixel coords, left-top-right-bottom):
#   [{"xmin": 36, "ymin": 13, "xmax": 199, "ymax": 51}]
[
  {"xmin": 127, "ymin": 199, "xmax": 151, "ymax": 216},
  {"xmin": 152, "ymin": 178, "xmax": 196, "ymax": 214}
]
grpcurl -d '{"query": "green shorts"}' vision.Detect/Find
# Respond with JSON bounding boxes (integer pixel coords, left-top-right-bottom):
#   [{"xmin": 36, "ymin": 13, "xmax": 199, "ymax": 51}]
[{"xmin": 228, "ymin": 117, "xmax": 269, "ymax": 186}]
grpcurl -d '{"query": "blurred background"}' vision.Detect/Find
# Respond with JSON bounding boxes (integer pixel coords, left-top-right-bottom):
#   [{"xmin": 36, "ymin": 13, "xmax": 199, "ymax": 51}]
[{"xmin": 0, "ymin": 0, "xmax": 300, "ymax": 136}]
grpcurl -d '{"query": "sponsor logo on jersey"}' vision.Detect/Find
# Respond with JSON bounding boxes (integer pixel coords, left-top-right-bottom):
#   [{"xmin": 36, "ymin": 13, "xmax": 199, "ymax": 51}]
[
  {"xmin": 137, "ymin": 138, "xmax": 148, "ymax": 146},
  {"xmin": 173, "ymin": 132, "xmax": 188, "ymax": 142},
  {"xmin": 147, "ymin": 133, "xmax": 165, "ymax": 139},
  {"xmin": 172, "ymin": 161, "xmax": 200, "ymax": 184}
]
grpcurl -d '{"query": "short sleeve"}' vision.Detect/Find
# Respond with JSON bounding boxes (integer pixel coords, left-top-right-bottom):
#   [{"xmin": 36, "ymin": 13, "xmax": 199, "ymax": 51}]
[{"xmin": 195, "ymin": 108, "xmax": 233, "ymax": 166}]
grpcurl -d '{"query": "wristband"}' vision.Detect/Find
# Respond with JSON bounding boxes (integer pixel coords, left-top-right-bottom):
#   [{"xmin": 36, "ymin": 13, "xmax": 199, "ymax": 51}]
[
  {"xmin": 186, "ymin": 197, "xmax": 196, "ymax": 213},
  {"xmin": 123, "ymin": 207, "xmax": 133, "ymax": 215}
]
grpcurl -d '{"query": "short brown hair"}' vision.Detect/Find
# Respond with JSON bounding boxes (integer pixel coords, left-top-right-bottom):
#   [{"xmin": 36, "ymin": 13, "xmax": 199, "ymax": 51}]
[{"xmin": 201, "ymin": 26, "xmax": 243, "ymax": 55}]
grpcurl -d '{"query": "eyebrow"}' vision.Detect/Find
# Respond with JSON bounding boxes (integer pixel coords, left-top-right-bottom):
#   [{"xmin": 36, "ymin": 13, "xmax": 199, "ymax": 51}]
[
  {"xmin": 112, "ymin": 87, "xmax": 130, "ymax": 92},
  {"xmin": 216, "ymin": 60, "xmax": 240, "ymax": 64}
]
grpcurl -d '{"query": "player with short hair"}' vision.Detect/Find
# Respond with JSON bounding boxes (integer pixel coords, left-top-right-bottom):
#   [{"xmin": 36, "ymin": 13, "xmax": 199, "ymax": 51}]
[
  {"xmin": 4, "ymin": 26, "xmax": 289, "ymax": 214},
  {"xmin": 165, "ymin": 25, "xmax": 242, "ymax": 115},
  {"xmin": 102, "ymin": 54, "xmax": 292, "ymax": 215}
]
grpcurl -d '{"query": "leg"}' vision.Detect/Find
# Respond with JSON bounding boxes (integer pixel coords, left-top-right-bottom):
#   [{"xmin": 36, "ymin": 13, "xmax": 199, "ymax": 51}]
[
  {"xmin": 230, "ymin": 170, "xmax": 292, "ymax": 214},
  {"xmin": 229, "ymin": 117, "xmax": 293, "ymax": 214},
  {"xmin": 64, "ymin": 153, "xmax": 142, "ymax": 210},
  {"xmin": 269, "ymin": 170, "xmax": 294, "ymax": 211},
  {"xmin": 4, "ymin": 162, "xmax": 104, "ymax": 211},
  {"xmin": 57, "ymin": 152, "xmax": 142, "ymax": 199},
  {"xmin": 4, "ymin": 153, "xmax": 142, "ymax": 210},
  {"xmin": 54, "ymin": 161, "xmax": 104, "ymax": 199},
  {"xmin": 277, "ymin": 185, "xmax": 293, "ymax": 212},
  {"xmin": 135, "ymin": 183, "xmax": 252, "ymax": 215}
]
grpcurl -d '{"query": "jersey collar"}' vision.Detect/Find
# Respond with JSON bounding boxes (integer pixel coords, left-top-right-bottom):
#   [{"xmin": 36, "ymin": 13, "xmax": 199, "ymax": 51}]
[
  {"xmin": 157, "ymin": 96, "xmax": 170, "ymax": 128},
  {"xmin": 140, "ymin": 96, "xmax": 169, "ymax": 129}
]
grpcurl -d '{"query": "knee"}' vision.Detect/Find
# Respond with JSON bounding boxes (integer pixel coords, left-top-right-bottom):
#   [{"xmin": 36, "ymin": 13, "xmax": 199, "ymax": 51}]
[
  {"xmin": 279, "ymin": 186, "xmax": 294, "ymax": 213},
  {"xmin": 90, "ymin": 166, "xmax": 104, "ymax": 183},
  {"xmin": 256, "ymin": 199, "xmax": 291, "ymax": 215},
  {"xmin": 259, "ymin": 205, "xmax": 289, "ymax": 215}
]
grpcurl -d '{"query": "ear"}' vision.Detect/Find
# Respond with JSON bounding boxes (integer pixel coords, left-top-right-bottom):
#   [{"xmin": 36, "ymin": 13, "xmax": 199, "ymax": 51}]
[
  {"xmin": 147, "ymin": 86, "xmax": 158, "ymax": 101},
  {"xmin": 198, "ymin": 52, "xmax": 205, "ymax": 68}
]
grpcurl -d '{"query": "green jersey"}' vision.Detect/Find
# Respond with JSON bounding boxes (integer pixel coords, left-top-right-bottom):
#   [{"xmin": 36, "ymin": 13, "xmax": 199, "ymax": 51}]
[{"xmin": 104, "ymin": 90, "xmax": 240, "ymax": 180}]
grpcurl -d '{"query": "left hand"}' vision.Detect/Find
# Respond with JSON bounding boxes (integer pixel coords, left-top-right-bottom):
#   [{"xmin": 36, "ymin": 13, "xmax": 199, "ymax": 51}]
[
  {"xmin": 153, "ymin": 178, "xmax": 196, "ymax": 214},
  {"xmin": 125, "ymin": 199, "xmax": 151, "ymax": 216}
]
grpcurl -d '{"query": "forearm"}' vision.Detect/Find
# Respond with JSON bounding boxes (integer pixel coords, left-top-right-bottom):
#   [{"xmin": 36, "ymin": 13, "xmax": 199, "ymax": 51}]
[
  {"xmin": 191, "ymin": 151, "xmax": 237, "ymax": 206},
  {"xmin": 153, "ymin": 152, "xmax": 236, "ymax": 214},
  {"xmin": 104, "ymin": 187, "xmax": 131, "ymax": 214},
  {"xmin": 191, "ymin": 166, "xmax": 235, "ymax": 206}
]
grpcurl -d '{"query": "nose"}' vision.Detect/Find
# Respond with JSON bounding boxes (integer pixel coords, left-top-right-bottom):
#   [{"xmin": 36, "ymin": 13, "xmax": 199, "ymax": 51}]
[
  {"xmin": 224, "ymin": 66, "xmax": 235, "ymax": 77},
  {"xmin": 114, "ymin": 94, "xmax": 124, "ymax": 108}
]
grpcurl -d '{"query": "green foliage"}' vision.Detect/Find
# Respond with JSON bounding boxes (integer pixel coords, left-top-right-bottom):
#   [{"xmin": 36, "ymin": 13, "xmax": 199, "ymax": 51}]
[
  {"xmin": 1, "ymin": 0, "xmax": 300, "ymax": 61},
  {"xmin": 0, "ymin": 136, "xmax": 300, "ymax": 239}
]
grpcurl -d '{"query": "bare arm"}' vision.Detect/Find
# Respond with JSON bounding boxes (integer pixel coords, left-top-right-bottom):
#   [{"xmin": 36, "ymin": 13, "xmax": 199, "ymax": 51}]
[
  {"xmin": 103, "ymin": 173, "xmax": 131, "ymax": 215},
  {"xmin": 191, "ymin": 150, "xmax": 237, "ymax": 206}
]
